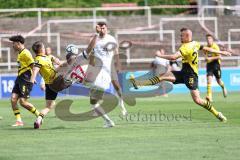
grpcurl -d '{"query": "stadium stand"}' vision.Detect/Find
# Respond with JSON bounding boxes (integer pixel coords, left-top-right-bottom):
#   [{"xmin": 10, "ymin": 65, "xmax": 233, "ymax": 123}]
[{"xmin": 0, "ymin": 5, "xmax": 239, "ymax": 72}]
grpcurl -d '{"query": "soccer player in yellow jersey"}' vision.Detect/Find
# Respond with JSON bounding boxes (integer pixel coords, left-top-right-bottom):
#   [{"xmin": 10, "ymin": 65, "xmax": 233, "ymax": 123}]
[
  {"xmin": 9, "ymin": 35, "xmax": 40, "ymax": 127},
  {"xmin": 204, "ymin": 34, "xmax": 227, "ymax": 102},
  {"xmin": 31, "ymin": 33, "xmax": 99, "ymax": 129},
  {"xmin": 40, "ymin": 45, "xmax": 62, "ymax": 91},
  {"xmin": 30, "ymin": 41, "xmax": 60, "ymax": 129},
  {"xmin": 130, "ymin": 28, "xmax": 231, "ymax": 122}
]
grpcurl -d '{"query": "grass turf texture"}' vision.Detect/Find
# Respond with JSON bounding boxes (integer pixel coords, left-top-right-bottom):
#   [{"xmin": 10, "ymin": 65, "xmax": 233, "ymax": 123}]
[{"xmin": 0, "ymin": 92, "xmax": 239, "ymax": 160}]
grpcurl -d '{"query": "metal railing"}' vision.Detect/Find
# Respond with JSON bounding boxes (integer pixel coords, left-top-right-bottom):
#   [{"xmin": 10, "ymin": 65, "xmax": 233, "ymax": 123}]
[
  {"xmin": 0, "ymin": 5, "xmax": 198, "ymax": 29},
  {"xmin": 116, "ymin": 30, "xmax": 176, "ymax": 66},
  {"xmin": 228, "ymin": 29, "xmax": 240, "ymax": 49},
  {"xmin": 159, "ymin": 16, "xmax": 218, "ymax": 40},
  {"xmin": 0, "ymin": 47, "xmax": 12, "ymax": 70},
  {"xmin": 0, "ymin": 5, "xmax": 239, "ymax": 70},
  {"xmin": 47, "ymin": 18, "xmax": 106, "ymax": 42},
  {"xmin": 0, "ymin": 32, "xmax": 61, "ymax": 56}
]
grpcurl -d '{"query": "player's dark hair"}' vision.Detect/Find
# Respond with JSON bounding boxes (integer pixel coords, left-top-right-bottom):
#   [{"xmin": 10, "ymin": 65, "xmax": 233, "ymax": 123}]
[
  {"xmin": 97, "ymin": 22, "xmax": 107, "ymax": 26},
  {"xmin": 9, "ymin": 35, "xmax": 25, "ymax": 44},
  {"xmin": 206, "ymin": 34, "xmax": 214, "ymax": 38},
  {"xmin": 32, "ymin": 41, "xmax": 44, "ymax": 54},
  {"xmin": 180, "ymin": 28, "xmax": 189, "ymax": 32}
]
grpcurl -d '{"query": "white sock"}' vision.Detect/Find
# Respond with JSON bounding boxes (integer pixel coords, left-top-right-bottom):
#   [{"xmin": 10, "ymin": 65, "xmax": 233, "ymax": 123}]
[
  {"xmin": 38, "ymin": 115, "xmax": 43, "ymax": 121},
  {"xmin": 92, "ymin": 103, "xmax": 111, "ymax": 121},
  {"xmin": 102, "ymin": 114, "xmax": 111, "ymax": 122},
  {"xmin": 117, "ymin": 95, "xmax": 127, "ymax": 112}
]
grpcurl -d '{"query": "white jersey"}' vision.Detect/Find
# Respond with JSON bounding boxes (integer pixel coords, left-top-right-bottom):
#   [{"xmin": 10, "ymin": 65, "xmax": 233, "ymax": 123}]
[
  {"xmin": 91, "ymin": 34, "xmax": 118, "ymax": 90},
  {"xmin": 93, "ymin": 34, "xmax": 117, "ymax": 73}
]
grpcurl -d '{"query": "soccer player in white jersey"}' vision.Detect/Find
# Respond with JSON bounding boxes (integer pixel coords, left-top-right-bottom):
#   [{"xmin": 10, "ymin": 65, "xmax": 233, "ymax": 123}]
[
  {"xmin": 91, "ymin": 22, "xmax": 128, "ymax": 119},
  {"xmin": 59, "ymin": 27, "xmax": 116, "ymax": 128}
]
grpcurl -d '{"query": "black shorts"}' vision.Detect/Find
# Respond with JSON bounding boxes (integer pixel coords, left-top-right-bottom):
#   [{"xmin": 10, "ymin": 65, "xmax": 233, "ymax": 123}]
[
  {"xmin": 172, "ymin": 71, "xmax": 198, "ymax": 90},
  {"xmin": 45, "ymin": 84, "xmax": 58, "ymax": 100},
  {"xmin": 12, "ymin": 77, "xmax": 32, "ymax": 98},
  {"xmin": 207, "ymin": 62, "xmax": 221, "ymax": 79}
]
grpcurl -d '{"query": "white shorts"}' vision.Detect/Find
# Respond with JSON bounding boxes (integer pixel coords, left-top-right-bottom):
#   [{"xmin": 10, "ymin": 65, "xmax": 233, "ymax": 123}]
[{"xmin": 84, "ymin": 65, "xmax": 111, "ymax": 90}]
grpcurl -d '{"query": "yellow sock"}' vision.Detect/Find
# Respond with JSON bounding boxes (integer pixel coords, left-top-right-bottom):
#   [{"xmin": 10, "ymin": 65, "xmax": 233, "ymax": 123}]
[
  {"xmin": 137, "ymin": 76, "xmax": 162, "ymax": 86},
  {"xmin": 207, "ymin": 83, "xmax": 212, "ymax": 98},
  {"xmin": 14, "ymin": 109, "xmax": 22, "ymax": 122},
  {"xmin": 202, "ymin": 100, "xmax": 218, "ymax": 117},
  {"xmin": 30, "ymin": 106, "xmax": 40, "ymax": 117}
]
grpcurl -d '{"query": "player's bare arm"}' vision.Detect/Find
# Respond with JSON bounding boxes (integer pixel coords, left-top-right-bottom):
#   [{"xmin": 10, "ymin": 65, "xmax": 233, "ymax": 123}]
[
  {"xmin": 85, "ymin": 34, "xmax": 98, "ymax": 55},
  {"xmin": 30, "ymin": 66, "xmax": 40, "ymax": 84},
  {"xmin": 206, "ymin": 55, "xmax": 222, "ymax": 62},
  {"xmin": 203, "ymin": 47, "xmax": 231, "ymax": 56},
  {"xmin": 114, "ymin": 46, "xmax": 122, "ymax": 72},
  {"xmin": 155, "ymin": 50, "xmax": 182, "ymax": 61},
  {"xmin": 88, "ymin": 25, "xmax": 101, "ymax": 66}
]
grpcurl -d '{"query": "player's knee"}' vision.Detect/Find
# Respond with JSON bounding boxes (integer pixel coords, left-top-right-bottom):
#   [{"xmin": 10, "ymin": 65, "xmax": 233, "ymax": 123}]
[{"xmin": 11, "ymin": 96, "xmax": 18, "ymax": 104}]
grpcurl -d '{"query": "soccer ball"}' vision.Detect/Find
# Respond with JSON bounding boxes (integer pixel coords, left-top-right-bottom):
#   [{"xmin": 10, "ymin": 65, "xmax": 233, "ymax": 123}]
[{"xmin": 65, "ymin": 44, "xmax": 79, "ymax": 55}]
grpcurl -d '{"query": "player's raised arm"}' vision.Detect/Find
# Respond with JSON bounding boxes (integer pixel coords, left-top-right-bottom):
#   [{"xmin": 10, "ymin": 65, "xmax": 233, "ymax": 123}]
[
  {"xmin": 155, "ymin": 49, "xmax": 182, "ymax": 61},
  {"xmin": 84, "ymin": 24, "xmax": 101, "ymax": 55},
  {"xmin": 202, "ymin": 46, "xmax": 231, "ymax": 56},
  {"xmin": 87, "ymin": 25, "xmax": 101, "ymax": 65},
  {"xmin": 85, "ymin": 33, "xmax": 98, "ymax": 55},
  {"xmin": 206, "ymin": 55, "xmax": 222, "ymax": 62}
]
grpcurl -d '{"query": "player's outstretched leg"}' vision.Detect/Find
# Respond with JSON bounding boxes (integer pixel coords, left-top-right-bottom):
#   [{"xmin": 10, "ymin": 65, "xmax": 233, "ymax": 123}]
[
  {"xmin": 191, "ymin": 90, "xmax": 227, "ymax": 122},
  {"xmin": 129, "ymin": 74, "xmax": 162, "ymax": 89},
  {"xmin": 129, "ymin": 72, "xmax": 175, "ymax": 90},
  {"xmin": 91, "ymin": 103, "xmax": 115, "ymax": 128},
  {"xmin": 217, "ymin": 79, "xmax": 227, "ymax": 98},
  {"xmin": 34, "ymin": 100, "xmax": 55, "ymax": 129},
  {"xmin": 90, "ymin": 89, "xmax": 115, "ymax": 128}
]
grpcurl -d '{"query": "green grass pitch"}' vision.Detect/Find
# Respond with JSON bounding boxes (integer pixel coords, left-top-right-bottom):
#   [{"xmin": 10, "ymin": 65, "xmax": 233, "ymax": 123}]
[{"xmin": 0, "ymin": 92, "xmax": 239, "ymax": 160}]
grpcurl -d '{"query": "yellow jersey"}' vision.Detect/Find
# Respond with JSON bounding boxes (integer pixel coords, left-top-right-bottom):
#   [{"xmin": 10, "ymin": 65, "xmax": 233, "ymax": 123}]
[
  {"xmin": 205, "ymin": 42, "xmax": 221, "ymax": 64},
  {"xmin": 34, "ymin": 55, "xmax": 57, "ymax": 84},
  {"xmin": 179, "ymin": 41, "xmax": 203, "ymax": 75},
  {"xmin": 17, "ymin": 48, "xmax": 34, "ymax": 80}
]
